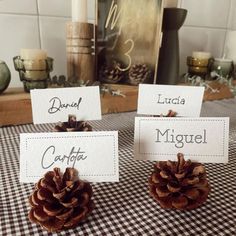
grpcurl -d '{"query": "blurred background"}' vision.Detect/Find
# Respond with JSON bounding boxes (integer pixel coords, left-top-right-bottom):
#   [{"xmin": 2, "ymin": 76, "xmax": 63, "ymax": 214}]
[{"xmin": 0, "ymin": 0, "xmax": 235, "ymax": 88}]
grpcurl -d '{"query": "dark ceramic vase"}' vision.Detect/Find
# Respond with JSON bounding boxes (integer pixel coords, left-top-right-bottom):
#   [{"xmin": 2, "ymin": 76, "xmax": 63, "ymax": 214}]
[
  {"xmin": 0, "ymin": 60, "xmax": 11, "ymax": 94},
  {"xmin": 156, "ymin": 8, "xmax": 187, "ymax": 85}
]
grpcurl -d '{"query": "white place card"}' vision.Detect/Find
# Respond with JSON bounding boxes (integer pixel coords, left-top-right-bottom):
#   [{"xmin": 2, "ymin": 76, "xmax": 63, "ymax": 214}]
[
  {"xmin": 20, "ymin": 131, "xmax": 118, "ymax": 183},
  {"xmin": 137, "ymin": 84, "xmax": 204, "ymax": 117},
  {"xmin": 134, "ymin": 117, "xmax": 229, "ymax": 163},
  {"xmin": 31, "ymin": 86, "xmax": 101, "ymax": 124}
]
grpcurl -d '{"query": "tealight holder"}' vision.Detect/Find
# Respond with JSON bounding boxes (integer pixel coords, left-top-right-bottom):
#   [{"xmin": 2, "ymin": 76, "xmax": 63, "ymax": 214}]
[
  {"xmin": 187, "ymin": 56, "xmax": 212, "ymax": 77},
  {"xmin": 13, "ymin": 56, "xmax": 53, "ymax": 92},
  {"xmin": 210, "ymin": 58, "xmax": 234, "ymax": 78}
]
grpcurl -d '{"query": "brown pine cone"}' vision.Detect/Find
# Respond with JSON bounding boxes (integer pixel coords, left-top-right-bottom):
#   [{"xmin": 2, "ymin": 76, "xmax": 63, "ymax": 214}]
[
  {"xmin": 127, "ymin": 63, "xmax": 151, "ymax": 85},
  {"xmin": 28, "ymin": 168, "xmax": 94, "ymax": 232},
  {"xmin": 149, "ymin": 153, "xmax": 210, "ymax": 210},
  {"xmin": 53, "ymin": 115, "xmax": 92, "ymax": 132},
  {"xmin": 154, "ymin": 110, "xmax": 177, "ymax": 117},
  {"xmin": 99, "ymin": 61, "xmax": 124, "ymax": 84}
]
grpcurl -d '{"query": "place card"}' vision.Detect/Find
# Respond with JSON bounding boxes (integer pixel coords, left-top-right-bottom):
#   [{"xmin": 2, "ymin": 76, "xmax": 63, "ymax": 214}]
[
  {"xmin": 137, "ymin": 84, "xmax": 204, "ymax": 117},
  {"xmin": 31, "ymin": 86, "xmax": 101, "ymax": 124},
  {"xmin": 134, "ymin": 117, "xmax": 229, "ymax": 163},
  {"xmin": 20, "ymin": 131, "xmax": 118, "ymax": 183}
]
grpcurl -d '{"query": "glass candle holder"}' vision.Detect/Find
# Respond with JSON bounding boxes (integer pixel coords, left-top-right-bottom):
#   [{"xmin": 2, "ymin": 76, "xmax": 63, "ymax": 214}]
[
  {"xmin": 210, "ymin": 58, "xmax": 234, "ymax": 78},
  {"xmin": 13, "ymin": 56, "xmax": 53, "ymax": 92},
  {"xmin": 187, "ymin": 56, "xmax": 212, "ymax": 77}
]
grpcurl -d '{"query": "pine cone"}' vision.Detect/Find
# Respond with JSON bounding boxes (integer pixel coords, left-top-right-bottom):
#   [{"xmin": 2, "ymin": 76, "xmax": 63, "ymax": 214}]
[
  {"xmin": 99, "ymin": 61, "xmax": 124, "ymax": 84},
  {"xmin": 28, "ymin": 168, "xmax": 94, "ymax": 232},
  {"xmin": 53, "ymin": 115, "xmax": 92, "ymax": 132},
  {"xmin": 149, "ymin": 153, "xmax": 210, "ymax": 210},
  {"xmin": 127, "ymin": 64, "xmax": 151, "ymax": 85},
  {"xmin": 154, "ymin": 110, "xmax": 177, "ymax": 117}
]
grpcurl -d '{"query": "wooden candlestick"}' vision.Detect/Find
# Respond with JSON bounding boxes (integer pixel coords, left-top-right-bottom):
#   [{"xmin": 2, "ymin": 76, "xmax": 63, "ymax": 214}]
[{"xmin": 66, "ymin": 22, "xmax": 95, "ymax": 83}]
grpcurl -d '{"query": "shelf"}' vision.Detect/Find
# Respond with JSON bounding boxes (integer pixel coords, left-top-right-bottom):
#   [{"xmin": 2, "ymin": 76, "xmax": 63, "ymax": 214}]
[
  {"xmin": 0, "ymin": 81, "xmax": 234, "ymax": 126},
  {"xmin": 0, "ymin": 85, "xmax": 138, "ymax": 126}
]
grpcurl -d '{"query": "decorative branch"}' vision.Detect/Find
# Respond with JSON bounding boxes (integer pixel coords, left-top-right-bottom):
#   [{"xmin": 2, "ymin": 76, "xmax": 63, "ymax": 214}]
[
  {"xmin": 48, "ymin": 75, "xmax": 126, "ymax": 98},
  {"xmin": 183, "ymin": 71, "xmax": 236, "ymax": 95}
]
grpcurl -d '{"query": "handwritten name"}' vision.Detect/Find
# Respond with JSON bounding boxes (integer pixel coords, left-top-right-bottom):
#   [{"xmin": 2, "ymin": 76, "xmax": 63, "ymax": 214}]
[
  {"xmin": 48, "ymin": 97, "xmax": 82, "ymax": 114},
  {"xmin": 157, "ymin": 94, "xmax": 185, "ymax": 105},
  {"xmin": 41, "ymin": 145, "xmax": 87, "ymax": 169},
  {"xmin": 105, "ymin": 0, "xmax": 134, "ymax": 72},
  {"xmin": 155, "ymin": 129, "xmax": 207, "ymax": 148}
]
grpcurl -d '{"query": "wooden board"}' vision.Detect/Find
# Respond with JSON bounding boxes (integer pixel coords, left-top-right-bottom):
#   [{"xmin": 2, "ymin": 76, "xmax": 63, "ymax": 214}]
[
  {"xmin": 203, "ymin": 81, "xmax": 234, "ymax": 101},
  {"xmin": 1, "ymin": 81, "xmax": 235, "ymax": 126},
  {"xmin": 0, "ymin": 85, "xmax": 138, "ymax": 126},
  {"xmin": 0, "ymin": 88, "xmax": 33, "ymax": 126}
]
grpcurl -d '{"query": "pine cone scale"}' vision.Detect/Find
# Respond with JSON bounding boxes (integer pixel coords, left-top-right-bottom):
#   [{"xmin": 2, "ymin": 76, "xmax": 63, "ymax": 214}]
[
  {"xmin": 172, "ymin": 196, "xmax": 188, "ymax": 209},
  {"xmin": 156, "ymin": 186, "xmax": 170, "ymax": 198},
  {"xmin": 61, "ymin": 197, "xmax": 79, "ymax": 208},
  {"xmin": 29, "ymin": 209, "xmax": 38, "ymax": 223},
  {"xmin": 40, "ymin": 218, "xmax": 65, "ymax": 232},
  {"xmin": 64, "ymin": 207, "xmax": 88, "ymax": 228},
  {"xmin": 40, "ymin": 178, "xmax": 57, "ymax": 193},
  {"xmin": 78, "ymin": 193, "xmax": 90, "ymax": 207},
  {"xmin": 175, "ymin": 172, "xmax": 186, "ymax": 179},
  {"xmin": 37, "ymin": 187, "xmax": 54, "ymax": 201},
  {"xmin": 167, "ymin": 182, "xmax": 181, "ymax": 192},
  {"xmin": 43, "ymin": 204, "xmax": 62, "ymax": 216},
  {"xmin": 30, "ymin": 191, "xmax": 45, "ymax": 206},
  {"xmin": 33, "ymin": 207, "xmax": 51, "ymax": 222},
  {"xmin": 56, "ymin": 208, "xmax": 73, "ymax": 221},
  {"xmin": 182, "ymin": 176, "xmax": 200, "ymax": 186},
  {"xmin": 53, "ymin": 190, "xmax": 66, "ymax": 200},
  {"xmin": 183, "ymin": 188, "xmax": 200, "ymax": 200},
  {"xmin": 160, "ymin": 171, "xmax": 169, "ymax": 179}
]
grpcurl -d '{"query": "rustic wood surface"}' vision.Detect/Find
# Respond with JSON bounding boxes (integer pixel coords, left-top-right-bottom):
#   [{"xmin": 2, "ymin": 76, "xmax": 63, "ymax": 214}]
[
  {"xmin": 0, "ymin": 81, "xmax": 235, "ymax": 126},
  {"xmin": 0, "ymin": 84, "xmax": 138, "ymax": 126},
  {"xmin": 66, "ymin": 22, "xmax": 95, "ymax": 83}
]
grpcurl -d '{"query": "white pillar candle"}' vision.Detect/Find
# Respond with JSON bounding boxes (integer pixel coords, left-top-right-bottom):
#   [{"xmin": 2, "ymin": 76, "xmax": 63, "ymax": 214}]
[
  {"xmin": 20, "ymin": 49, "xmax": 47, "ymax": 60},
  {"xmin": 212, "ymin": 58, "xmax": 233, "ymax": 77},
  {"xmin": 72, "ymin": 0, "xmax": 87, "ymax": 22},
  {"xmin": 192, "ymin": 51, "xmax": 211, "ymax": 60},
  {"xmin": 224, "ymin": 30, "xmax": 236, "ymax": 64},
  {"xmin": 164, "ymin": 0, "xmax": 178, "ymax": 8}
]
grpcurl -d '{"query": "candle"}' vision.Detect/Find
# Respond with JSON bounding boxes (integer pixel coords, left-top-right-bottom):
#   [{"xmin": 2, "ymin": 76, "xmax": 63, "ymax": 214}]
[
  {"xmin": 224, "ymin": 30, "xmax": 236, "ymax": 64},
  {"xmin": 212, "ymin": 58, "xmax": 233, "ymax": 77},
  {"xmin": 72, "ymin": 0, "xmax": 87, "ymax": 22},
  {"xmin": 164, "ymin": 0, "xmax": 178, "ymax": 8},
  {"xmin": 20, "ymin": 49, "xmax": 47, "ymax": 60},
  {"xmin": 20, "ymin": 49, "xmax": 48, "ymax": 71},
  {"xmin": 192, "ymin": 51, "xmax": 211, "ymax": 60}
]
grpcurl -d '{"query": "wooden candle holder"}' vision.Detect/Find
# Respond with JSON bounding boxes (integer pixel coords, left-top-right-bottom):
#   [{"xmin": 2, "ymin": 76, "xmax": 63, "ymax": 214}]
[{"xmin": 66, "ymin": 22, "xmax": 95, "ymax": 83}]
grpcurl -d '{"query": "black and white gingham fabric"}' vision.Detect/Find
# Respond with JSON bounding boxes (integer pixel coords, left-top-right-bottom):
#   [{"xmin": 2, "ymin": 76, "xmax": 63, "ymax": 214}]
[{"xmin": 1, "ymin": 99, "xmax": 236, "ymax": 236}]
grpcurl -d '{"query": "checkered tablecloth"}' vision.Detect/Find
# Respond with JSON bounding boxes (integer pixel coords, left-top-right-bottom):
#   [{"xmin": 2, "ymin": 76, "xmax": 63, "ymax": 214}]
[{"xmin": 1, "ymin": 98, "xmax": 236, "ymax": 236}]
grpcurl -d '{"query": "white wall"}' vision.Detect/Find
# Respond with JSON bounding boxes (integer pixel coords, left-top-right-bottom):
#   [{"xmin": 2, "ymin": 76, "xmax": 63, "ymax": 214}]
[
  {"xmin": 179, "ymin": 0, "xmax": 236, "ymax": 75},
  {"xmin": 0, "ymin": 0, "xmax": 235, "ymax": 88}
]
